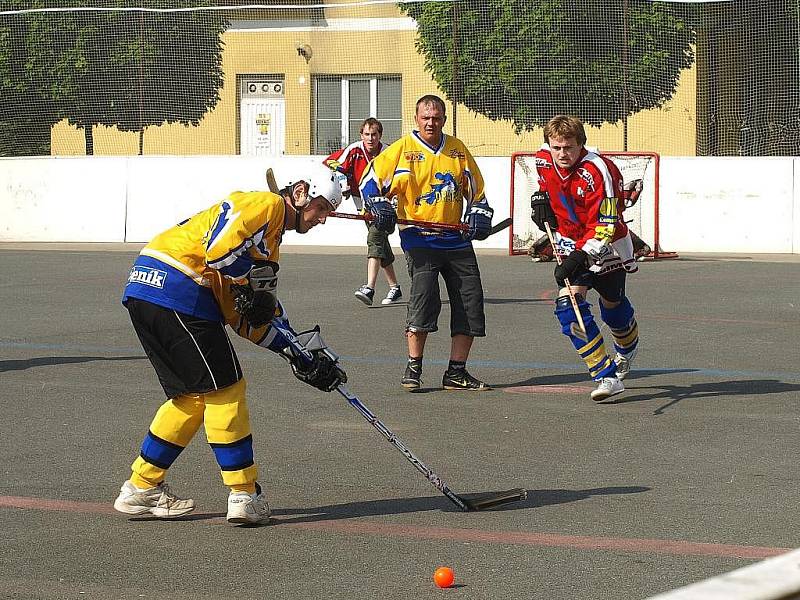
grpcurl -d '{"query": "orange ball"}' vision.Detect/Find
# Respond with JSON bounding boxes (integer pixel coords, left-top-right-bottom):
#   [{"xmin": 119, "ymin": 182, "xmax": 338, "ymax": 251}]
[{"xmin": 433, "ymin": 566, "xmax": 455, "ymax": 588}]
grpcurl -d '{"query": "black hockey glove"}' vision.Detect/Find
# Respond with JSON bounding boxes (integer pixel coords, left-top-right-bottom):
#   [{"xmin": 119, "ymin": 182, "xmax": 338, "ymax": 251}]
[
  {"xmin": 232, "ymin": 262, "xmax": 279, "ymax": 328},
  {"xmin": 364, "ymin": 197, "xmax": 397, "ymax": 234},
  {"xmin": 289, "ymin": 349, "xmax": 347, "ymax": 392},
  {"xmin": 530, "ymin": 191, "xmax": 558, "ymax": 233},
  {"xmin": 554, "ymin": 249, "xmax": 588, "ymax": 287},
  {"xmin": 462, "ymin": 204, "xmax": 494, "ymax": 241}
]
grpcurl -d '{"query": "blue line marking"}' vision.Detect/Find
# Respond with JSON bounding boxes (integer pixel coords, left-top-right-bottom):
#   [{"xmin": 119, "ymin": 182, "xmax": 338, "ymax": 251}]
[{"xmin": 2, "ymin": 340, "xmax": 799, "ymax": 383}]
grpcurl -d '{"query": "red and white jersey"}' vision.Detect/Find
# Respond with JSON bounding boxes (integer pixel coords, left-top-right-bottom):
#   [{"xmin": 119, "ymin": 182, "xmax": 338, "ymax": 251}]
[
  {"xmin": 324, "ymin": 140, "xmax": 386, "ymax": 200},
  {"xmin": 535, "ymin": 144, "xmax": 636, "ymax": 274}
]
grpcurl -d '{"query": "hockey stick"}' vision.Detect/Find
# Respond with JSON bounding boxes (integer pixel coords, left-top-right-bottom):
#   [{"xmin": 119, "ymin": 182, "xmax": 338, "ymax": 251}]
[
  {"xmin": 279, "ymin": 326, "xmax": 526, "ymax": 511},
  {"xmin": 544, "ymin": 222, "xmax": 587, "ymax": 335},
  {"xmin": 330, "ymin": 211, "xmax": 512, "ymax": 237},
  {"xmin": 266, "ymin": 168, "xmax": 279, "ymax": 194},
  {"xmin": 336, "ymin": 383, "xmax": 527, "ymax": 511}
]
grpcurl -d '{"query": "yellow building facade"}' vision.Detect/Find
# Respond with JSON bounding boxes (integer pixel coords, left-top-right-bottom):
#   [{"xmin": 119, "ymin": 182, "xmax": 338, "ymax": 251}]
[{"xmin": 50, "ymin": 4, "xmax": 697, "ymax": 157}]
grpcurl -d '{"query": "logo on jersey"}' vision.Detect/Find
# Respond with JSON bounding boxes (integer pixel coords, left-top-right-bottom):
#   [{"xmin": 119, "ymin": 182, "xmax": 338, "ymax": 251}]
[
  {"xmin": 535, "ymin": 157, "xmax": 551, "ymax": 169},
  {"xmin": 416, "ymin": 172, "xmax": 457, "ymax": 206},
  {"xmin": 128, "ymin": 266, "xmax": 167, "ymax": 289},
  {"xmin": 404, "ymin": 151, "xmax": 425, "ymax": 162},
  {"xmin": 577, "ymin": 168, "xmax": 595, "ymax": 191},
  {"xmin": 598, "ymin": 197, "xmax": 618, "ymax": 225},
  {"xmin": 448, "ymin": 149, "xmax": 465, "ymax": 159}
]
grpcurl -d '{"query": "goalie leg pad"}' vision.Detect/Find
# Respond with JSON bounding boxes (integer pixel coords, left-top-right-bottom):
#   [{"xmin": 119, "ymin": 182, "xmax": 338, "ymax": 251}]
[
  {"xmin": 599, "ymin": 297, "xmax": 639, "ymax": 356},
  {"xmin": 555, "ymin": 295, "xmax": 616, "ymax": 380}
]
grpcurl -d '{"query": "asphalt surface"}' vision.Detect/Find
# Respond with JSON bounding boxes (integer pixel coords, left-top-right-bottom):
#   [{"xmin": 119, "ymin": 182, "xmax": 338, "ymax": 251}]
[{"xmin": 0, "ymin": 247, "xmax": 798, "ymax": 599}]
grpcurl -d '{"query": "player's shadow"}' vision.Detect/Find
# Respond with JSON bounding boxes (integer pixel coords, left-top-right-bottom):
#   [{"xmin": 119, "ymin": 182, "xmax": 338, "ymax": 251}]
[
  {"xmin": 269, "ymin": 485, "xmax": 650, "ymax": 524},
  {"xmin": 491, "ymin": 368, "xmax": 700, "ymax": 390},
  {"xmin": 612, "ymin": 379, "xmax": 800, "ymax": 415},
  {"xmin": 483, "ymin": 297, "xmax": 551, "ymax": 305},
  {"xmin": 0, "ymin": 355, "xmax": 144, "ymax": 372}
]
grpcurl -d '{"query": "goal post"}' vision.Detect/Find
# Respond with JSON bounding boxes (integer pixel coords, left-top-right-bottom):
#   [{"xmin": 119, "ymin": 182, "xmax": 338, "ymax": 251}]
[{"xmin": 509, "ymin": 151, "xmax": 677, "ymax": 260}]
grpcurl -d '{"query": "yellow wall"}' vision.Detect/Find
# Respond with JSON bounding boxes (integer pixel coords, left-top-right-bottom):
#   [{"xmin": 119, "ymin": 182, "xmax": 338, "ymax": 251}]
[{"xmin": 51, "ymin": 13, "xmax": 697, "ymax": 157}]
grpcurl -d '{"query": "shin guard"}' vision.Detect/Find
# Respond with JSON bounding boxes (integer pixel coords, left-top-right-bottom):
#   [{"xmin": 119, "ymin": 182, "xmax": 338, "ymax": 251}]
[
  {"xmin": 132, "ymin": 395, "xmax": 205, "ymax": 487},
  {"xmin": 599, "ymin": 296, "xmax": 639, "ymax": 356},
  {"xmin": 555, "ymin": 295, "xmax": 616, "ymax": 380},
  {"xmin": 203, "ymin": 379, "xmax": 258, "ymax": 488}
]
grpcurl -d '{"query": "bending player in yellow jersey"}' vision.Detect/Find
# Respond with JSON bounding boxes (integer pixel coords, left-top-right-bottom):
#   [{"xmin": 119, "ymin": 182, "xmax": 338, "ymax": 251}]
[{"xmin": 114, "ymin": 165, "xmax": 347, "ymax": 525}]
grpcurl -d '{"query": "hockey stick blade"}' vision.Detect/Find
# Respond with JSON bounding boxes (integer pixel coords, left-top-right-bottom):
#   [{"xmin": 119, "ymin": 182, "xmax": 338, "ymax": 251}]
[
  {"xmin": 460, "ymin": 488, "xmax": 528, "ymax": 511},
  {"xmin": 488, "ymin": 217, "xmax": 512, "ymax": 236}
]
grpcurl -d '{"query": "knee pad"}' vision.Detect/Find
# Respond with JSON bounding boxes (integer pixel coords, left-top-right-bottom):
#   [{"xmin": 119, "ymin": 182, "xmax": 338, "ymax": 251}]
[
  {"xmin": 554, "ymin": 294, "xmax": 598, "ymax": 344},
  {"xmin": 599, "ymin": 296, "xmax": 634, "ymax": 330},
  {"xmin": 555, "ymin": 294, "xmax": 594, "ymax": 337}
]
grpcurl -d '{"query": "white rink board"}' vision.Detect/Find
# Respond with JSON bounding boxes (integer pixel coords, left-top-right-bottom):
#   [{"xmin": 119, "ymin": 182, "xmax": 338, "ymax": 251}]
[
  {"xmin": 659, "ymin": 157, "xmax": 795, "ymax": 253},
  {"xmin": 0, "ymin": 156, "xmax": 127, "ymax": 243},
  {"xmin": 0, "ymin": 154, "xmax": 797, "ymax": 253},
  {"xmin": 645, "ymin": 547, "xmax": 800, "ymax": 600}
]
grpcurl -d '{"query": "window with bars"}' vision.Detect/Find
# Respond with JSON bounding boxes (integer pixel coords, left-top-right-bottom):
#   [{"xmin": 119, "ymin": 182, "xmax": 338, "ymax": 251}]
[{"xmin": 312, "ymin": 75, "xmax": 401, "ymax": 155}]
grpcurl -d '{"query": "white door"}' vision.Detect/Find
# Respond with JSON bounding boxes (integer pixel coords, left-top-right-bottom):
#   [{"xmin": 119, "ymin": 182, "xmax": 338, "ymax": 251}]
[{"xmin": 240, "ymin": 80, "xmax": 285, "ymax": 156}]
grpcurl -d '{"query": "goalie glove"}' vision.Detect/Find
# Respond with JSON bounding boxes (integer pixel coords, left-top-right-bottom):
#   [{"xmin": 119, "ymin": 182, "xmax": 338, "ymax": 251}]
[
  {"xmin": 232, "ymin": 261, "xmax": 279, "ymax": 328},
  {"xmin": 530, "ymin": 190, "xmax": 558, "ymax": 232},
  {"xmin": 622, "ymin": 179, "xmax": 643, "ymax": 209},
  {"xmin": 282, "ymin": 327, "xmax": 347, "ymax": 392},
  {"xmin": 364, "ymin": 196, "xmax": 396, "ymax": 234},
  {"xmin": 462, "ymin": 203, "xmax": 494, "ymax": 241}
]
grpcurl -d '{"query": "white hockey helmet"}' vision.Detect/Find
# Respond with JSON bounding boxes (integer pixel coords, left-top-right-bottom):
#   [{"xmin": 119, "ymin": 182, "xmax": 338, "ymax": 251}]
[
  {"xmin": 306, "ymin": 164, "xmax": 343, "ymax": 210},
  {"xmin": 282, "ymin": 164, "xmax": 343, "ymax": 211}
]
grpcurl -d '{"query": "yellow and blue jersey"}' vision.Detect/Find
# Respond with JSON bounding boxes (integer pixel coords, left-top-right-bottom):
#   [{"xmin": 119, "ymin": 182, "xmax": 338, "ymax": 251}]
[
  {"xmin": 123, "ymin": 191, "xmax": 285, "ymax": 322},
  {"xmin": 359, "ymin": 131, "xmax": 488, "ymax": 250}
]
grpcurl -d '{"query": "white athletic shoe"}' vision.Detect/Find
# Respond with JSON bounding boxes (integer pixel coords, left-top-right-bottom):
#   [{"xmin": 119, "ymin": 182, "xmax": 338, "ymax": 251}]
[
  {"xmin": 590, "ymin": 377, "xmax": 625, "ymax": 402},
  {"xmin": 381, "ymin": 285, "xmax": 403, "ymax": 305},
  {"xmin": 113, "ymin": 480, "xmax": 195, "ymax": 518},
  {"xmin": 614, "ymin": 348, "xmax": 638, "ymax": 381},
  {"xmin": 227, "ymin": 483, "xmax": 271, "ymax": 525}
]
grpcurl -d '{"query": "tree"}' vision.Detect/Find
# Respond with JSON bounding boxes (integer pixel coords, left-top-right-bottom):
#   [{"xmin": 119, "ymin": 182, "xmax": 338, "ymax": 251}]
[
  {"xmin": 401, "ymin": 0, "xmax": 695, "ymax": 132},
  {"xmin": 0, "ymin": 0, "xmax": 228, "ymax": 156}
]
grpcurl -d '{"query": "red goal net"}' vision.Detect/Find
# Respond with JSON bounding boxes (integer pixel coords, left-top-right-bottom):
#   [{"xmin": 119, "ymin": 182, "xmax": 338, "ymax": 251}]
[{"xmin": 509, "ymin": 151, "xmax": 677, "ymax": 260}]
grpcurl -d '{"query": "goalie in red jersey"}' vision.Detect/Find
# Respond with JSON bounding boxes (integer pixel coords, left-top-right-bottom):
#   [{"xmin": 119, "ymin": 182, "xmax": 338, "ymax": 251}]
[{"xmin": 531, "ymin": 115, "xmax": 641, "ymax": 402}]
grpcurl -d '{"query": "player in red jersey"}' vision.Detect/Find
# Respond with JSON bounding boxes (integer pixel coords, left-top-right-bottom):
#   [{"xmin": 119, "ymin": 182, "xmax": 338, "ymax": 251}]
[
  {"xmin": 324, "ymin": 117, "xmax": 402, "ymax": 306},
  {"xmin": 531, "ymin": 115, "xmax": 640, "ymax": 402}
]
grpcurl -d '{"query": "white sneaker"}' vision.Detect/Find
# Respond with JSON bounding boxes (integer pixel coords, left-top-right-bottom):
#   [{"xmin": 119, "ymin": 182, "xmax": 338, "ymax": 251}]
[
  {"xmin": 614, "ymin": 348, "xmax": 638, "ymax": 381},
  {"xmin": 113, "ymin": 480, "xmax": 195, "ymax": 518},
  {"xmin": 590, "ymin": 377, "xmax": 625, "ymax": 402},
  {"xmin": 381, "ymin": 285, "xmax": 403, "ymax": 305},
  {"xmin": 227, "ymin": 483, "xmax": 271, "ymax": 525}
]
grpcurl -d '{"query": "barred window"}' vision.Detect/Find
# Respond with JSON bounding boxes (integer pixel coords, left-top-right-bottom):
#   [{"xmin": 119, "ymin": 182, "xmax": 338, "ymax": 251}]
[{"xmin": 313, "ymin": 76, "xmax": 401, "ymax": 155}]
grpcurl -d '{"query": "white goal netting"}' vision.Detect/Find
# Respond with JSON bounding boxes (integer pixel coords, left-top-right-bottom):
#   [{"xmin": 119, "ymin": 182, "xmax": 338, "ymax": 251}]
[{"xmin": 510, "ymin": 151, "xmax": 676, "ymax": 259}]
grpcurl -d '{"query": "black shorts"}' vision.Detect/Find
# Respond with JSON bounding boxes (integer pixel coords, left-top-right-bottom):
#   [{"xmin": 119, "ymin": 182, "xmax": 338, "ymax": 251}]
[
  {"xmin": 404, "ymin": 246, "xmax": 486, "ymax": 337},
  {"xmin": 126, "ymin": 297, "xmax": 242, "ymax": 398},
  {"xmin": 571, "ymin": 268, "xmax": 627, "ymax": 303}
]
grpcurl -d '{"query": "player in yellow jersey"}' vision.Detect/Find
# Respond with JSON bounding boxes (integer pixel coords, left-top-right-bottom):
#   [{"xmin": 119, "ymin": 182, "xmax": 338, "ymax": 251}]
[
  {"xmin": 113, "ymin": 165, "xmax": 347, "ymax": 525},
  {"xmin": 359, "ymin": 95, "xmax": 494, "ymax": 391}
]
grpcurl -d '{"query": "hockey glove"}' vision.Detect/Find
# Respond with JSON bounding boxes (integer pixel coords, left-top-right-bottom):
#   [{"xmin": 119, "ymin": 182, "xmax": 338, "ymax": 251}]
[
  {"xmin": 364, "ymin": 197, "xmax": 397, "ymax": 234},
  {"xmin": 530, "ymin": 191, "xmax": 558, "ymax": 233},
  {"xmin": 462, "ymin": 204, "xmax": 494, "ymax": 241},
  {"xmin": 232, "ymin": 262, "xmax": 279, "ymax": 328},
  {"xmin": 289, "ymin": 348, "xmax": 347, "ymax": 392},
  {"xmin": 582, "ymin": 238, "xmax": 613, "ymax": 264},
  {"xmin": 332, "ymin": 170, "xmax": 351, "ymax": 199},
  {"xmin": 554, "ymin": 249, "xmax": 589, "ymax": 287}
]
